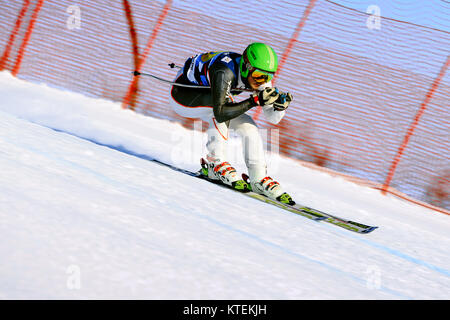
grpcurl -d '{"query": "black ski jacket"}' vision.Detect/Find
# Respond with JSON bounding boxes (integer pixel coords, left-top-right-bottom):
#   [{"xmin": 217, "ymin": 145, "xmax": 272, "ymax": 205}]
[{"xmin": 171, "ymin": 52, "xmax": 256, "ymax": 123}]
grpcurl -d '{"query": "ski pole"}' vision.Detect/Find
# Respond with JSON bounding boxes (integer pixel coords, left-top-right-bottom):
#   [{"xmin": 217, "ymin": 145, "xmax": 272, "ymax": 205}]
[
  {"xmin": 132, "ymin": 64, "xmax": 253, "ymax": 92},
  {"xmin": 168, "ymin": 62, "xmax": 182, "ymax": 69},
  {"xmin": 132, "ymin": 70, "xmax": 211, "ymax": 89}
]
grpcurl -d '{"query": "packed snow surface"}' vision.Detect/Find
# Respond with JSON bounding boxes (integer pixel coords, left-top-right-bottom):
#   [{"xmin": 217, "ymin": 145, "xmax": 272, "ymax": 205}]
[{"xmin": 0, "ymin": 71, "xmax": 449, "ymax": 299}]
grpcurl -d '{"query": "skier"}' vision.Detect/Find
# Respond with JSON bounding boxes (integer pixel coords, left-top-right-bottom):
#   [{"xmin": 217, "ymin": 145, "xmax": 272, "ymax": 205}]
[{"xmin": 169, "ymin": 42, "xmax": 294, "ymax": 205}]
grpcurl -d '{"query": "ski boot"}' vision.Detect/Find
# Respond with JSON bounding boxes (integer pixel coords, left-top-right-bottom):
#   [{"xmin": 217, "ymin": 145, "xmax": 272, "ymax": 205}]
[
  {"xmin": 242, "ymin": 173, "xmax": 295, "ymax": 205},
  {"xmin": 200, "ymin": 158, "xmax": 250, "ymax": 192}
]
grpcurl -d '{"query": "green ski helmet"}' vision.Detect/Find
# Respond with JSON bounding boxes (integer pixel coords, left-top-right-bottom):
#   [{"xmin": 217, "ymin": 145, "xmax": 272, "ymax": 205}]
[{"xmin": 240, "ymin": 42, "xmax": 278, "ymax": 83}]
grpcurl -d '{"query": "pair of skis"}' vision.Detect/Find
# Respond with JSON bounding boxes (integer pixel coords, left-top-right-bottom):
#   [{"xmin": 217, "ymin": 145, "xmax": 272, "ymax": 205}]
[{"xmin": 151, "ymin": 158, "xmax": 378, "ymax": 234}]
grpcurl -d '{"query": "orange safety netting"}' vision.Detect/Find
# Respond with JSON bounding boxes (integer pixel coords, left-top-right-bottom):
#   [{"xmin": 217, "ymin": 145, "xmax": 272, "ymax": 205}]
[{"xmin": 0, "ymin": 0, "xmax": 449, "ymax": 211}]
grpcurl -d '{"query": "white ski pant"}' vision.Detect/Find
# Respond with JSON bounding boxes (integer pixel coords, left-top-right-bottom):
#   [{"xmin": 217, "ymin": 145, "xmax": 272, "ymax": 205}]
[{"xmin": 170, "ymin": 96, "xmax": 267, "ymax": 183}]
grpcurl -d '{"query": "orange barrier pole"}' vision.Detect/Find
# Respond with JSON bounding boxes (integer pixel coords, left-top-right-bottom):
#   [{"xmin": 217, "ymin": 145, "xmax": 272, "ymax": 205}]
[
  {"xmin": 11, "ymin": 0, "xmax": 45, "ymax": 76},
  {"xmin": 253, "ymin": 0, "xmax": 317, "ymax": 121},
  {"xmin": 122, "ymin": 0, "xmax": 172, "ymax": 109},
  {"xmin": 0, "ymin": 0, "xmax": 31, "ymax": 71},
  {"xmin": 122, "ymin": 0, "xmax": 140, "ymax": 110},
  {"xmin": 382, "ymin": 55, "xmax": 450, "ymax": 194}
]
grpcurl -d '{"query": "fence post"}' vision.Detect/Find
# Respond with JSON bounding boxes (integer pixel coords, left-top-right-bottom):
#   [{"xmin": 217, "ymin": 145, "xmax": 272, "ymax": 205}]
[
  {"xmin": 381, "ymin": 55, "xmax": 450, "ymax": 194},
  {"xmin": 122, "ymin": 0, "xmax": 172, "ymax": 110},
  {"xmin": 122, "ymin": 0, "xmax": 140, "ymax": 110},
  {"xmin": 11, "ymin": 0, "xmax": 45, "ymax": 76},
  {"xmin": 0, "ymin": 0, "xmax": 31, "ymax": 71},
  {"xmin": 253, "ymin": 0, "xmax": 318, "ymax": 121}
]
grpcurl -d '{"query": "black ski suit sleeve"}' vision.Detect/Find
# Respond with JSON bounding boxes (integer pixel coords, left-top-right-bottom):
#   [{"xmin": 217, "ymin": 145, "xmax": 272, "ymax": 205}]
[{"xmin": 209, "ymin": 63, "xmax": 256, "ymax": 123}]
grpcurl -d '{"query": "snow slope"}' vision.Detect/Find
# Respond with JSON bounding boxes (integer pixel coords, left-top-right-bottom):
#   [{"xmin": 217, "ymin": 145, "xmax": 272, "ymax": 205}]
[{"xmin": 0, "ymin": 71, "xmax": 449, "ymax": 299}]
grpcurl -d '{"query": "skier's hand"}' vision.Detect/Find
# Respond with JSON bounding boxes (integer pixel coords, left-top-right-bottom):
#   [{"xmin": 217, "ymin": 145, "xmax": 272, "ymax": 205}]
[
  {"xmin": 273, "ymin": 92, "xmax": 293, "ymax": 111},
  {"xmin": 251, "ymin": 87, "xmax": 280, "ymax": 106}
]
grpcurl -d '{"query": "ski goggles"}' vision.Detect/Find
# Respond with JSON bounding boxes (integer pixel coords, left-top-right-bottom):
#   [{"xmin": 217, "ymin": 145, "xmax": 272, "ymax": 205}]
[{"xmin": 250, "ymin": 69, "xmax": 275, "ymax": 83}]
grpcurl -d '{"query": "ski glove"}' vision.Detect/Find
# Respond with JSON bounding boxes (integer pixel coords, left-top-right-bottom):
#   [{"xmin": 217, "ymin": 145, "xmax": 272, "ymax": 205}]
[
  {"xmin": 273, "ymin": 92, "xmax": 293, "ymax": 111},
  {"xmin": 251, "ymin": 87, "xmax": 280, "ymax": 107}
]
